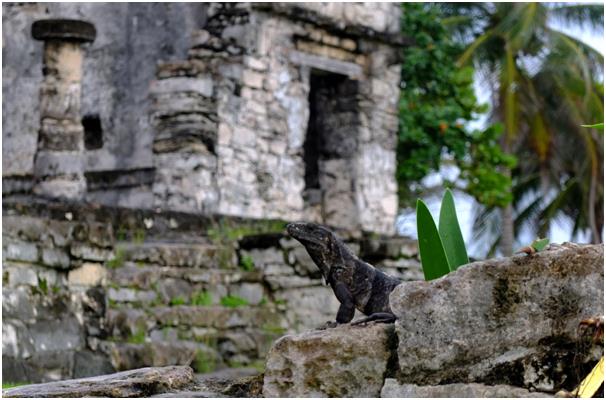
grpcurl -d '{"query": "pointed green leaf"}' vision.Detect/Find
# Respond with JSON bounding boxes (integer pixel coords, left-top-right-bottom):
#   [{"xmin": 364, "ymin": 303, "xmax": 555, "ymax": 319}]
[
  {"xmin": 439, "ymin": 189, "xmax": 469, "ymax": 270},
  {"xmin": 581, "ymin": 123, "xmax": 604, "ymax": 129},
  {"xmin": 531, "ymin": 238, "xmax": 549, "ymax": 252},
  {"xmin": 416, "ymin": 199, "xmax": 451, "ymax": 281}
]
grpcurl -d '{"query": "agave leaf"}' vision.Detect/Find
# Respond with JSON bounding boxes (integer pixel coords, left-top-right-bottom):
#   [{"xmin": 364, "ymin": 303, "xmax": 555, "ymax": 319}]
[
  {"xmin": 417, "ymin": 199, "xmax": 451, "ymax": 281},
  {"xmin": 581, "ymin": 123, "xmax": 604, "ymax": 129},
  {"xmin": 439, "ymin": 189, "xmax": 470, "ymax": 270},
  {"xmin": 531, "ymin": 238, "xmax": 549, "ymax": 252}
]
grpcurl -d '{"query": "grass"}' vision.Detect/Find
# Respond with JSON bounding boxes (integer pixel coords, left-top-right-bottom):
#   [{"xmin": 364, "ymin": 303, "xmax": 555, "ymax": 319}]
[
  {"xmin": 169, "ymin": 296, "xmax": 186, "ymax": 306},
  {"xmin": 262, "ymin": 323, "xmax": 287, "ymax": 335},
  {"xmin": 220, "ymin": 295, "xmax": 249, "ymax": 308},
  {"xmin": 239, "ymin": 255, "xmax": 255, "ymax": 271},
  {"xmin": 126, "ymin": 328, "xmax": 146, "ymax": 344},
  {"xmin": 106, "ymin": 247, "xmax": 126, "ymax": 269},
  {"xmin": 2, "ymin": 382, "xmax": 29, "ymax": 389},
  {"xmin": 191, "ymin": 291, "xmax": 213, "ymax": 306},
  {"xmin": 193, "ymin": 349, "xmax": 216, "ymax": 374}
]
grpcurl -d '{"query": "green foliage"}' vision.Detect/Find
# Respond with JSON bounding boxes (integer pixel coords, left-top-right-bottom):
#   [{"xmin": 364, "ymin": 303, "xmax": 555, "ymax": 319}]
[
  {"xmin": 531, "ymin": 238, "xmax": 550, "ymax": 252},
  {"xmin": 416, "ymin": 200, "xmax": 451, "ymax": 280},
  {"xmin": 220, "ymin": 295, "xmax": 249, "ymax": 308},
  {"xmin": 417, "ymin": 191, "xmax": 470, "ymax": 280},
  {"xmin": 106, "ymin": 247, "xmax": 126, "ymax": 269},
  {"xmin": 169, "ymin": 296, "xmax": 186, "ymax": 306},
  {"xmin": 262, "ymin": 323, "xmax": 287, "ymax": 335},
  {"xmin": 239, "ymin": 255, "xmax": 255, "ymax": 271},
  {"xmin": 193, "ymin": 349, "xmax": 216, "ymax": 374},
  {"xmin": 398, "ymin": 3, "xmax": 514, "ymax": 208},
  {"xmin": 2, "ymin": 382, "xmax": 29, "ymax": 389},
  {"xmin": 581, "ymin": 123, "xmax": 604, "ymax": 129},
  {"xmin": 207, "ymin": 218, "xmax": 286, "ymax": 269},
  {"xmin": 133, "ymin": 229, "xmax": 146, "ymax": 244},
  {"xmin": 126, "ymin": 329, "xmax": 146, "ymax": 344},
  {"xmin": 191, "ymin": 291, "xmax": 213, "ymax": 306},
  {"xmin": 438, "ymin": 189, "xmax": 469, "ymax": 268},
  {"xmin": 37, "ymin": 277, "xmax": 48, "ymax": 295}
]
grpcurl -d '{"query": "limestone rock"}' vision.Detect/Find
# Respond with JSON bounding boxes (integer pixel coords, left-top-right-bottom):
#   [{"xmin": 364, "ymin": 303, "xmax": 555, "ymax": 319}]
[
  {"xmin": 2, "ymin": 366, "xmax": 195, "ymax": 398},
  {"xmin": 380, "ymin": 379, "xmax": 551, "ymax": 398},
  {"xmin": 263, "ymin": 324, "xmax": 396, "ymax": 397},
  {"xmin": 390, "ymin": 243, "xmax": 604, "ymax": 390}
]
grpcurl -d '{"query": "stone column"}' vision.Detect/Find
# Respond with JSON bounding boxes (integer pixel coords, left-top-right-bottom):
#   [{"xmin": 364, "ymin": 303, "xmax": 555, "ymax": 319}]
[{"xmin": 31, "ymin": 19, "xmax": 96, "ymax": 200}]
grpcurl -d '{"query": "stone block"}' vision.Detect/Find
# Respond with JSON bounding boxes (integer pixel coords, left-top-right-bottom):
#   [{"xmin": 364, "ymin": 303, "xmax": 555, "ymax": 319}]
[
  {"xmin": 242, "ymin": 69, "xmax": 264, "ymax": 89},
  {"xmin": 5, "ymin": 265, "xmax": 39, "ymax": 287},
  {"xmin": 41, "ymin": 247, "xmax": 71, "ymax": 269},
  {"xmin": 2, "ymin": 287, "xmax": 37, "ymax": 320},
  {"xmin": 87, "ymin": 222, "xmax": 114, "ymax": 248},
  {"xmin": 263, "ymin": 324, "xmax": 395, "ymax": 397},
  {"xmin": 2, "ymin": 319, "xmax": 35, "ymax": 359},
  {"xmin": 108, "ymin": 287, "xmax": 157, "ymax": 304},
  {"xmin": 29, "ymin": 317, "xmax": 84, "ymax": 353},
  {"xmin": 3, "ymin": 240, "xmax": 39, "ymax": 263},
  {"xmin": 150, "ymin": 77, "xmax": 214, "ymax": 97},
  {"xmin": 231, "ymin": 283, "xmax": 265, "ymax": 305},
  {"xmin": 70, "ymin": 243, "xmax": 114, "ymax": 262},
  {"xmin": 391, "ymin": 243, "xmax": 604, "ymax": 390},
  {"xmin": 67, "ymin": 263, "xmax": 107, "ymax": 286}
]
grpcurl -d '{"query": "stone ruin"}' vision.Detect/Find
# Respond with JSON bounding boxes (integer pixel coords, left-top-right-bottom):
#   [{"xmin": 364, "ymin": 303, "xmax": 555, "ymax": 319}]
[
  {"xmin": 4, "ymin": 2, "xmax": 403, "ymax": 235},
  {"xmin": 2, "ymin": 2, "xmax": 409, "ymax": 384}
]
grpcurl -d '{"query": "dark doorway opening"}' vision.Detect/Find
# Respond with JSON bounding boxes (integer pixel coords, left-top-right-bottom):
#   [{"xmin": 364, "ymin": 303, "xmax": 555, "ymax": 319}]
[
  {"xmin": 82, "ymin": 114, "xmax": 103, "ymax": 150},
  {"xmin": 302, "ymin": 70, "xmax": 360, "ymax": 225}
]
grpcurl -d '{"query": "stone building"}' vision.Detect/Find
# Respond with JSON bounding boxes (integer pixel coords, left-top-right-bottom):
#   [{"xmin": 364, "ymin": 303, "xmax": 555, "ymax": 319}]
[
  {"xmin": 3, "ymin": 2, "xmax": 402, "ymax": 234},
  {"xmin": 2, "ymin": 2, "xmax": 408, "ymax": 383}
]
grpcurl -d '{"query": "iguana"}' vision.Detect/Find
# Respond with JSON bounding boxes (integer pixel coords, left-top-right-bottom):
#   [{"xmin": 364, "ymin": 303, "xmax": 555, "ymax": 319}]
[{"xmin": 286, "ymin": 222, "xmax": 401, "ymax": 326}]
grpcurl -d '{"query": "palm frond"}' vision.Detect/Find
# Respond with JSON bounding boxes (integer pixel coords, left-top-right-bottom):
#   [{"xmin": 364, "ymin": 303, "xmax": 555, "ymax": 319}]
[{"xmin": 549, "ymin": 4, "xmax": 604, "ymax": 34}]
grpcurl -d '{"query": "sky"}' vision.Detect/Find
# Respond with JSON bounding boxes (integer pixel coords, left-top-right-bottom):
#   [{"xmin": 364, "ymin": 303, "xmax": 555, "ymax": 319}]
[{"xmin": 396, "ymin": 7, "xmax": 605, "ymax": 258}]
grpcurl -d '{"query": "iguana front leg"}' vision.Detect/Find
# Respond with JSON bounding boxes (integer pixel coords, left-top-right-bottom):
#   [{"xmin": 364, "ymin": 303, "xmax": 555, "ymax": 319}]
[{"xmin": 334, "ymin": 281, "xmax": 356, "ymax": 323}]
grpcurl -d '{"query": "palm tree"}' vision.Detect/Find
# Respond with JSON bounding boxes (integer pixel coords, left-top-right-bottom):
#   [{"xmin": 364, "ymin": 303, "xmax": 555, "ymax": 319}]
[{"xmin": 438, "ymin": 2, "xmax": 604, "ymax": 255}]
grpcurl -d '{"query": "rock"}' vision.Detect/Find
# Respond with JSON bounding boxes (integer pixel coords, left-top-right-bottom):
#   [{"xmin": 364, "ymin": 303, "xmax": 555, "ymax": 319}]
[
  {"xmin": 263, "ymin": 324, "xmax": 396, "ymax": 397},
  {"xmin": 72, "ymin": 350, "xmax": 115, "ymax": 379},
  {"xmin": 67, "ymin": 263, "xmax": 107, "ymax": 286},
  {"xmin": 390, "ymin": 243, "xmax": 604, "ymax": 390},
  {"xmin": 41, "ymin": 248, "xmax": 71, "ymax": 269},
  {"xmin": 3, "ymin": 240, "xmax": 39, "ymax": 263},
  {"xmin": 380, "ymin": 379, "xmax": 551, "ymax": 398},
  {"xmin": 2, "ymin": 366, "xmax": 195, "ymax": 398}
]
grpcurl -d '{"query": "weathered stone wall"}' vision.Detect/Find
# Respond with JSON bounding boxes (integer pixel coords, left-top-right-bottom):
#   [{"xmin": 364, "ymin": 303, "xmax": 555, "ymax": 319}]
[
  {"xmin": 2, "ymin": 199, "xmax": 421, "ymax": 383},
  {"xmin": 151, "ymin": 2, "xmax": 400, "ymax": 234},
  {"xmin": 2, "ymin": 3, "xmax": 207, "ymax": 205}
]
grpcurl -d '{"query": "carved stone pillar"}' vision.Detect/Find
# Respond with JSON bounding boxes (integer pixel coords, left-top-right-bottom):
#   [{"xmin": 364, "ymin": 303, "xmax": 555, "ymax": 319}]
[{"xmin": 31, "ymin": 19, "xmax": 96, "ymax": 199}]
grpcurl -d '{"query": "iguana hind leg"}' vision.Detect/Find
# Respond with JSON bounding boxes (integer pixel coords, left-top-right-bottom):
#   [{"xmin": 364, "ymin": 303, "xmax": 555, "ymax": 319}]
[{"xmin": 351, "ymin": 312, "xmax": 396, "ymax": 326}]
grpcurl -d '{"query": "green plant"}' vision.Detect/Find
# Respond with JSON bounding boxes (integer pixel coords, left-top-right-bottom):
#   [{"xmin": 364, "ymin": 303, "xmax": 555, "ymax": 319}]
[
  {"xmin": 239, "ymin": 255, "xmax": 255, "ymax": 271},
  {"xmin": 169, "ymin": 296, "xmax": 186, "ymax": 306},
  {"xmin": 417, "ymin": 189, "xmax": 469, "ymax": 280},
  {"xmin": 191, "ymin": 291, "xmax": 213, "ymax": 306},
  {"xmin": 106, "ymin": 247, "xmax": 126, "ymax": 269},
  {"xmin": 220, "ymin": 295, "xmax": 249, "ymax": 308},
  {"xmin": 37, "ymin": 277, "xmax": 48, "ymax": 295},
  {"xmin": 2, "ymin": 382, "xmax": 29, "ymax": 389},
  {"xmin": 262, "ymin": 323, "xmax": 287, "ymax": 335},
  {"xmin": 126, "ymin": 328, "xmax": 146, "ymax": 344},
  {"xmin": 193, "ymin": 349, "xmax": 216, "ymax": 373},
  {"xmin": 398, "ymin": 3, "xmax": 514, "ymax": 209},
  {"xmin": 133, "ymin": 229, "xmax": 146, "ymax": 244}
]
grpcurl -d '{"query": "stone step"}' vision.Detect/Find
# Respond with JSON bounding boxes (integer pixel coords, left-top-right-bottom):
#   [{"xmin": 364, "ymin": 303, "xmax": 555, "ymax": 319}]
[
  {"xmin": 117, "ymin": 241, "xmax": 221, "ymax": 268},
  {"xmin": 2, "ymin": 366, "xmax": 195, "ymax": 398}
]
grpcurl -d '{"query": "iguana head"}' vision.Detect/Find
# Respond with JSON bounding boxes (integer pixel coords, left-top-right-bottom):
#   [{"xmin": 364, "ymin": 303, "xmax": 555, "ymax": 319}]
[{"xmin": 286, "ymin": 222, "xmax": 345, "ymax": 284}]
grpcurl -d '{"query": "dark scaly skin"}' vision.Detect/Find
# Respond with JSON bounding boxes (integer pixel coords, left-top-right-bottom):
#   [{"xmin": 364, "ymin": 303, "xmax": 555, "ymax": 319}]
[{"xmin": 286, "ymin": 222, "xmax": 401, "ymax": 325}]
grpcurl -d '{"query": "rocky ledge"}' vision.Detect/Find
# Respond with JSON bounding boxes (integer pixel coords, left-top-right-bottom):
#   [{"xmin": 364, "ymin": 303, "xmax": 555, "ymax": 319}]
[
  {"xmin": 2, "ymin": 366, "xmax": 263, "ymax": 398},
  {"xmin": 263, "ymin": 243, "xmax": 604, "ymax": 397}
]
